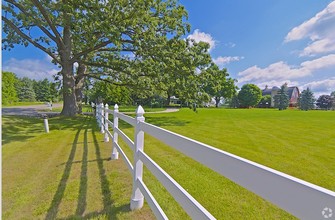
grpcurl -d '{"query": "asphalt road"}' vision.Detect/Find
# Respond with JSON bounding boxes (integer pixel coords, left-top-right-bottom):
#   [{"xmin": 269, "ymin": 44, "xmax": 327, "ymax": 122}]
[
  {"xmin": 2, "ymin": 104, "xmax": 179, "ymax": 116},
  {"xmin": 2, "ymin": 103, "xmax": 63, "ymax": 116}
]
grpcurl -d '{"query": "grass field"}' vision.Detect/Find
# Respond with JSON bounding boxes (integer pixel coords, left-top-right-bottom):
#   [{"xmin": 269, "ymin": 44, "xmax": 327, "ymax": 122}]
[
  {"xmin": 2, "ymin": 101, "xmax": 45, "ymax": 107},
  {"xmin": 2, "ymin": 115, "xmax": 154, "ymax": 219},
  {"xmin": 2, "ymin": 108, "xmax": 335, "ymax": 219},
  {"xmin": 38, "ymin": 104, "xmax": 166, "ymax": 113}
]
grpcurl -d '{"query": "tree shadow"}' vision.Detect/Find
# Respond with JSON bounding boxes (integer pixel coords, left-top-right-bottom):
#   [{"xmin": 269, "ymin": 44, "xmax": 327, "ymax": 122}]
[
  {"xmin": 91, "ymin": 129, "xmax": 113, "ymax": 211},
  {"xmin": 89, "ymin": 129, "xmax": 132, "ymax": 218},
  {"xmin": 43, "ymin": 115, "xmax": 136, "ymax": 219},
  {"xmin": 2, "ymin": 116, "xmax": 44, "ymax": 145},
  {"xmin": 75, "ymin": 127, "xmax": 88, "ymax": 216},
  {"xmin": 48, "ymin": 115, "xmax": 91, "ymax": 131},
  {"xmin": 58, "ymin": 127, "xmax": 132, "ymax": 219},
  {"xmin": 2, "ymin": 115, "xmax": 93, "ymax": 145},
  {"xmin": 45, "ymin": 118, "xmax": 86, "ymax": 220},
  {"xmin": 47, "ymin": 115, "xmax": 133, "ymax": 219}
]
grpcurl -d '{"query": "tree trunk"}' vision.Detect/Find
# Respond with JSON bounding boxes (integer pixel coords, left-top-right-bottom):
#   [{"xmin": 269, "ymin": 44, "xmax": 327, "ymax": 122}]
[
  {"xmin": 75, "ymin": 63, "xmax": 87, "ymax": 114},
  {"xmin": 61, "ymin": 62, "xmax": 77, "ymax": 116},
  {"xmin": 60, "ymin": 21, "xmax": 77, "ymax": 116},
  {"xmin": 215, "ymin": 97, "xmax": 220, "ymax": 108},
  {"xmin": 166, "ymin": 91, "xmax": 171, "ymax": 106}
]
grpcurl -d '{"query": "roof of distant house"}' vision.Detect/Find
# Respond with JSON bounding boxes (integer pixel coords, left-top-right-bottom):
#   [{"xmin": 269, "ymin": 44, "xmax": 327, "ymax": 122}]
[{"xmin": 262, "ymin": 86, "xmax": 299, "ymax": 99}]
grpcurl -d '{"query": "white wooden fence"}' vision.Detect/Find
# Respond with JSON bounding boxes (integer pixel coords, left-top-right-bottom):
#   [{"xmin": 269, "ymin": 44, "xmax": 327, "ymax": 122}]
[{"xmin": 95, "ymin": 103, "xmax": 335, "ymax": 219}]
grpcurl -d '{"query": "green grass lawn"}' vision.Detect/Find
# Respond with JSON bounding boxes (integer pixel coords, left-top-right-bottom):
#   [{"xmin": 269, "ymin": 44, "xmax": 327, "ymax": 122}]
[
  {"xmin": 2, "ymin": 108, "xmax": 334, "ymax": 219},
  {"xmin": 38, "ymin": 103, "xmax": 91, "ymax": 113},
  {"xmin": 38, "ymin": 104, "xmax": 166, "ymax": 113},
  {"xmin": 119, "ymin": 108, "xmax": 335, "ymax": 219},
  {"xmin": 2, "ymin": 115, "xmax": 154, "ymax": 220},
  {"xmin": 2, "ymin": 101, "xmax": 45, "ymax": 107},
  {"xmin": 117, "ymin": 106, "xmax": 166, "ymax": 113}
]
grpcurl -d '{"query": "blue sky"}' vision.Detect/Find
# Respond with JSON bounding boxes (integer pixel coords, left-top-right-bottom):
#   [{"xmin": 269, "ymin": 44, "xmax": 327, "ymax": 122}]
[{"xmin": 3, "ymin": 0, "xmax": 335, "ymax": 97}]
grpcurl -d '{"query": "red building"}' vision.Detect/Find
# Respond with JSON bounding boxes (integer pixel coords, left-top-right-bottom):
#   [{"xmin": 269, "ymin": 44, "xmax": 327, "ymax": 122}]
[{"xmin": 262, "ymin": 84, "xmax": 300, "ymax": 107}]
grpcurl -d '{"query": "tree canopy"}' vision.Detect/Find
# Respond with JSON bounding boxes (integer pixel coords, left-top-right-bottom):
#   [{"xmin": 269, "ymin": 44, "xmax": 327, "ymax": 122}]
[
  {"xmin": 298, "ymin": 88, "xmax": 315, "ymax": 111},
  {"xmin": 237, "ymin": 84, "xmax": 262, "ymax": 108},
  {"xmin": 274, "ymin": 84, "xmax": 289, "ymax": 110},
  {"xmin": 201, "ymin": 64, "xmax": 237, "ymax": 107},
  {"xmin": 258, "ymin": 95, "xmax": 271, "ymax": 108},
  {"xmin": 316, "ymin": 95, "xmax": 333, "ymax": 110},
  {"xmin": 2, "ymin": 0, "xmax": 192, "ymax": 116},
  {"xmin": 16, "ymin": 77, "xmax": 36, "ymax": 102},
  {"xmin": 2, "ymin": 71, "xmax": 18, "ymax": 105},
  {"xmin": 2, "ymin": 71, "xmax": 60, "ymax": 105},
  {"xmin": 88, "ymin": 79, "xmax": 132, "ymax": 105}
]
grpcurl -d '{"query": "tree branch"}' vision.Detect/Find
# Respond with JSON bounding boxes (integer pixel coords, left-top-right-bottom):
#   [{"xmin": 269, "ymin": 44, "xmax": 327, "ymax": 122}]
[
  {"xmin": 5, "ymin": 0, "xmax": 58, "ymax": 43},
  {"xmin": 2, "ymin": 16, "xmax": 61, "ymax": 64},
  {"xmin": 71, "ymin": 40, "xmax": 113, "ymax": 61},
  {"xmin": 30, "ymin": 0, "xmax": 63, "ymax": 47},
  {"xmin": 96, "ymin": 48, "xmax": 136, "ymax": 52},
  {"xmin": 72, "ymin": 38, "xmax": 137, "ymax": 62},
  {"xmin": 87, "ymin": 74, "xmax": 132, "ymax": 86}
]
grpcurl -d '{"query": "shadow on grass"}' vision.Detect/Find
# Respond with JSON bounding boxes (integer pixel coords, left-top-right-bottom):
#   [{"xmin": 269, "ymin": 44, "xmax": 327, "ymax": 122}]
[
  {"xmin": 86, "ymin": 129, "xmax": 131, "ymax": 218},
  {"xmin": 48, "ymin": 116, "xmax": 92, "ymax": 131},
  {"xmin": 75, "ymin": 128, "xmax": 88, "ymax": 216},
  {"xmin": 2, "ymin": 116, "xmax": 44, "ymax": 145},
  {"xmin": 47, "ymin": 116, "xmax": 131, "ymax": 219},
  {"xmin": 45, "ymin": 118, "xmax": 86, "ymax": 220},
  {"xmin": 60, "ymin": 128, "xmax": 131, "ymax": 219},
  {"xmin": 2, "ymin": 115, "xmax": 93, "ymax": 145}
]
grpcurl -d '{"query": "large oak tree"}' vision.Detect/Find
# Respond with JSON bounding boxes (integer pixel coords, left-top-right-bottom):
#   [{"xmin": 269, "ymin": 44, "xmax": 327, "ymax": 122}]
[{"xmin": 2, "ymin": 0, "xmax": 189, "ymax": 116}]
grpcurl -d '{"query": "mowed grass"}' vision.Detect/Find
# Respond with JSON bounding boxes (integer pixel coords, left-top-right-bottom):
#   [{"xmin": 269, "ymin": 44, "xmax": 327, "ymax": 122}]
[
  {"xmin": 117, "ymin": 106, "xmax": 166, "ymax": 113},
  {"xmin": 39, "ymin": 105, "xmax": 166, "ymax": 113},
  {"xmin": 117, "ymin": 108, "xmax": 335, "ymax": 219},
  {"xmin": 143, "ymin": 108, "xmax": 335, "ymax": 190},
  {"xmin": 2, "ymin": 115, "xmax": 154, "ymax": 219},
  {"xmin": 2, "ymin": 108, "xmax": 335, "ymax": 219},
  {"xmin": 2, "ymin": 101, "xmax": 45, "ymax": 107}
]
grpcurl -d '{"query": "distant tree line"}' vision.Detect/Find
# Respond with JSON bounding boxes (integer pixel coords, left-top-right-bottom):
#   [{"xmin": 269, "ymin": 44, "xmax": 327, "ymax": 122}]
[
  {"xmin": 316, "ymin": 92, "xmax": 335, "ymax": 110},
  {"xmin": 2, "ymin": 63, "xmax": 239, "ymax": 110},
  {"xmin": 86, "ymin": 63, "xmax": 238, "ymax": 109},
  {"xmin": 226, "ymin": 83, "xmax": 335, "ymax": 111},
  {"xmin": 4, "ymin": 69, "xmax": 333, "ymax": 112},
  {"xmin": 2, "ymin": 72, "xmax": 60, "ymax": 105}
]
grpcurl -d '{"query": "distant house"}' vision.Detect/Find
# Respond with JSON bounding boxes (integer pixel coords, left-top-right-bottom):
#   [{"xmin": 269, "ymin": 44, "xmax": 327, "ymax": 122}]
[
  {"xmin": 170, "ymin": 96, "xmax": 181, "ymax": 105},
  {"xmin": 262, "ymin": 84, "xmax": 300, "ymax": 107}
]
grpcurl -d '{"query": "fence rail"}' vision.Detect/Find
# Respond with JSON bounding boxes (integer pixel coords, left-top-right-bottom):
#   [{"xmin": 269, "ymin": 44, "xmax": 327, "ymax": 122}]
[{"xmin": 95, "ymin": 103, "xmax": 335, "ymax": 219}]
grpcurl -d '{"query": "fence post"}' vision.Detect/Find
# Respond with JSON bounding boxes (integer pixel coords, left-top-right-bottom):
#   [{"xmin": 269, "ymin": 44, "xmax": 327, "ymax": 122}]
[
  {"xmin": 96, "ymin": 103, "xmax": 99, "ymax": 124},
  {"xmin": 111, "ymin": 104, "xmax": 119, "ymax": 160},
  {"xmin": 104, "ymin": 103, "xmax": 109, "ymax": 142},
  {"xmin": 130, "ymin": 105, "xmax": 145, "ymax": 210},
  {"xmin": 100, "ymin": 103, "xmax": 105, "ymax": 134}
]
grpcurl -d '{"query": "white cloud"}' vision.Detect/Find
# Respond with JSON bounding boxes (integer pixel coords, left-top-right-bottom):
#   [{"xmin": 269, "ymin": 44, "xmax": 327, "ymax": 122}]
[
  {"xmin": 224, "ymin": 42, "xmax": 236, "ymax": 48},
  {"xmin": 301, "ymin": 77, "xmax": 335, "ymax": 97},
  {"xmin": 238, "ymin": 54, "xmax": 335, "ymax": 86},
  {"xmin": 285, "ymin": 1, "xmax": 335, "ymax": 56},
  {"xmin": 253, "ymin": 80, "xmax": 300, "ymax": 91},
  {"xmin": 3, "ymin": 57, "xmax": 60, "ymax": 81},
  {"xmin": 213, "ymin": 56, "xmax": 244, "ymax": 66},
  {"xmin": 46, "ymin": 55, "xmax": 53, "ymax": 62},
  {"xmin": 187, "ymin": 29, "xmax": 216, "ymax": 51},
  {"xmin": 300, "ymin": 38, "xmax": 335, "ymax": 57}
]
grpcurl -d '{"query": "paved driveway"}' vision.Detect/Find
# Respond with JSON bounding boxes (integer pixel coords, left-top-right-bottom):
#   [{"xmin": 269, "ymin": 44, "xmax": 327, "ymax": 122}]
[
  {"xmin": 2, "ymin": 103, "xmax": 63, "ymax": 116},
  {"xmin": 2, "ymin": 104, "xmax": 179, "ymax": 116}
]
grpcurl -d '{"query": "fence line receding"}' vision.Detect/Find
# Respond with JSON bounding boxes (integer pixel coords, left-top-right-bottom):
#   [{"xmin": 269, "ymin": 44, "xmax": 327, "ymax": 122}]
[{"xmin": 94, "ymin": 103, "xmax": 335, "ymax": 220}]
